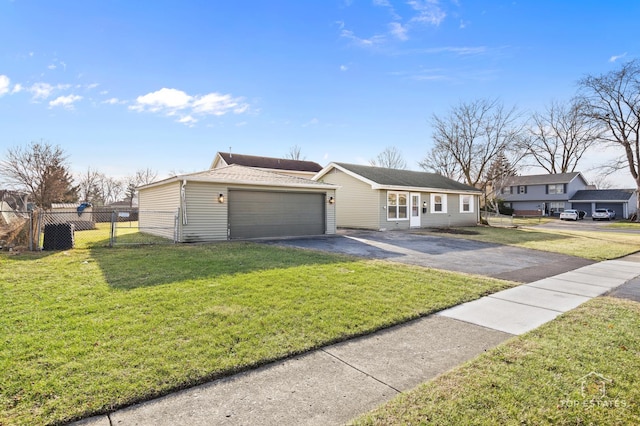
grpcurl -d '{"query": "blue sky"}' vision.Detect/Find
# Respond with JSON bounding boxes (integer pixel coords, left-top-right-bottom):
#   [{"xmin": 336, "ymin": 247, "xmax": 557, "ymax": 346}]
[{"xmin": 1, "ymin": 0, "xmax": 638, "ymax": 186}]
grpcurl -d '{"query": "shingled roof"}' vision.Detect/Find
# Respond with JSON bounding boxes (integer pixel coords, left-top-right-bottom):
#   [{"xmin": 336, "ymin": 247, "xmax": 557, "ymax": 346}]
[
  {"xmin": 504, "ymin": 172, "xmax": 585, "ymax": 186},
  {"xmin": 217, "ymin": 152, "xmax": 323, "ymax": 173},
  {"xmin": 570, "ymin": 189, "xmax": 635, "ymax": 201},
  {"xmin": 324, "ymin": 163, "xmax": 480, "ymax": 192},
  {"xmin": 139, "ymin": 164, "xmax": 335, "ymax": 190}
]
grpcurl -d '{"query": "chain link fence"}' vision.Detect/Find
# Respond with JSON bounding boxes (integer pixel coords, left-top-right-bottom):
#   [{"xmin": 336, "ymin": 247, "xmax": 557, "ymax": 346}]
[{"xmin": 1, "ymin": 208, "xmax": 178, "ymax": 251}]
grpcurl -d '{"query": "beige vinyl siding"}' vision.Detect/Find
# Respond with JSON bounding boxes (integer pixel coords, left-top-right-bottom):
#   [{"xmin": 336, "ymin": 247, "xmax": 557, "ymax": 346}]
[
  {"xmin": 181, "ymin": 182, "xmax": 228, "ymax": 242},
  {"xmin": 319, "ymin": 169, "xmax": 379, "ymax": 229},
  {"xmin": 325, "ymin": 188, "xmax": 336, "ymax": 234},
  {"xmin": 420, "ymin": 193, "xmax": 478, "ymax": 227},
  {"xmin": 138, "ymin": 181, "xmax": 180, "ymax": 240}
]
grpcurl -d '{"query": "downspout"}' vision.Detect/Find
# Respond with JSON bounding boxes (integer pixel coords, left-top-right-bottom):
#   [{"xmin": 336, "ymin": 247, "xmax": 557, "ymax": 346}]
[{"xmin": 181, "ymin": 180, "xmax": 188, "ymax": 225}]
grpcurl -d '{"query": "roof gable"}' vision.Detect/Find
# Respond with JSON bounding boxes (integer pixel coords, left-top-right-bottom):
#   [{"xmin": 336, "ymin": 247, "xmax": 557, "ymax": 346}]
[
  {"xmin": 212, "ymin": 152, "xmax": 322, "ymax": 173},
  {"xmin": 316, "ymin": 162, "xmax": 480, "ymax": 193},
  {"xmin": 504, "ymin": 172, "xmax": 586, "ymax": 186}
]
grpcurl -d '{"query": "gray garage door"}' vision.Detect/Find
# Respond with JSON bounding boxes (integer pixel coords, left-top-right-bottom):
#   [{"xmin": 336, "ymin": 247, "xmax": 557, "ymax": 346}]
[
  {"xmin": 229, "ymin": 190, "xmax": 325, "ymax": 239},
  {"xmin": 596, "ymin": 203, "xmax": 624, "ymax": 219}
]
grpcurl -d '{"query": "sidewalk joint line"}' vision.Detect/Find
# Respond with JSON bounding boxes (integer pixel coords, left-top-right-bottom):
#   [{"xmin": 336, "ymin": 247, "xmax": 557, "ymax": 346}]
[
  {"xmin": 486, "ymin": 295, "xmax": 565, "ymax": 313},
  {"xmin": 320, "ymin": 349, "xmax": 402, "ymax": 394},
  {"xmin": 108, "ymin": 413, "xmax": 114, "ymax": 426}
]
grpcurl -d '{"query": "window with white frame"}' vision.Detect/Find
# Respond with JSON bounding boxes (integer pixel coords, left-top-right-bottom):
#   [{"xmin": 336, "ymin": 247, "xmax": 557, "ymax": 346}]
[
  {"xmin": 430, "ymin": 193, "xmax": 447, "ymax": 213},
  {"xmin": 387, "ymin": 192, "xmax": 408, "ymax": 220},
  {"xmin": 547, "ymin": 184, "xmax": 564, "ymax": 194},
  {"xmin": 549, "ymin": 201, "xmax": 565, "ymax": 213},
  {"xmin": 501, "ymin": 186, "xmax": 512, "ymax": 195},
  {"xmin": 459, "ymin": 194, "xmax": 474, "ymax": 213}
]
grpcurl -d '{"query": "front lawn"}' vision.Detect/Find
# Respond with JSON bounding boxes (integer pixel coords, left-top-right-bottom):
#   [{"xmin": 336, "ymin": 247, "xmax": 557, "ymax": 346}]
[
  {"xmin": 0, "ymin": 243, "xmax": 513, "ymax": 425},
  {"xmin": 415, "ymin": 226, "xmax": 640, "ymax": 261},
  {"xmin": 352, "ymin": 297, "xmax": 640, "ymax": 425}
]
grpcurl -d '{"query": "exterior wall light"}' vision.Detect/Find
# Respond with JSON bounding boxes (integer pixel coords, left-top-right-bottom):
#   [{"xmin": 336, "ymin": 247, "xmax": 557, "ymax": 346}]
[
  {"xmin": 328, "ymin": 196, "xmax": 335, "ymax": 204},
  {"xmin": 218, "ymin": 193, "xmax": 225, "ymax": 203},
  {"xmin": 422, "ymin": 201, "xmax": 427, "ymax": 214}
]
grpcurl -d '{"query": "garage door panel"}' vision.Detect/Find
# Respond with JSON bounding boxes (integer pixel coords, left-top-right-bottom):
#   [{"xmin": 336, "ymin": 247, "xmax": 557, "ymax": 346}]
[{"xmin": 229, "ymin": 190, "xmax": 325, "ymax": 239}]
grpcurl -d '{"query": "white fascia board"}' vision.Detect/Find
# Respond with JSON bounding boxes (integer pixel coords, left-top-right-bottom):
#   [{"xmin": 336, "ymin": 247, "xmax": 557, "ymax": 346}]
[
  {"xmin": 569, "ymin": 199, "xmax": 629, "ymax": 203},
  {"xmin": 185, "ymin": 176, "xmax": 338, "ymax": 190},
  {"xmin": 372, "ymin": 184, "xmax": 481, "ymax": 195}
]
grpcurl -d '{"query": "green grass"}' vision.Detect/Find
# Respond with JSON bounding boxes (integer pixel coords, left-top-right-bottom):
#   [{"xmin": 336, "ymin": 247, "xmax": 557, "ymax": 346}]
[
  {"xmin": 0, "ymin": 243, "xmax": 513, "ymax": 425},
  {"xmin": 351, "ymin": 297, "xmax": 640, "ymax": 425},
  {"xmin": 606, "ymin": 221, "xmax": 640, "ymax": 229},
  {"xmin": 415, "ymin": 226, "xmax": 640, "ymax": 261}
]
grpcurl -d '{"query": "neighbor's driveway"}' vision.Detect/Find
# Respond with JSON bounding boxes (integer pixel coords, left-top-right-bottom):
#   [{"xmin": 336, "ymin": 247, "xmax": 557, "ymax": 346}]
[{"xmin": 265, "ymin": 229, "xmax": 594, "ymax": 283}]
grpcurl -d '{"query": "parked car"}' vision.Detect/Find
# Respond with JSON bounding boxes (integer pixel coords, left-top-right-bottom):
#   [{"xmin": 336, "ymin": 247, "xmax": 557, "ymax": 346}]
[
  {"xmin": 592, "ymin": 208, "xmax": 616, "ymax": 221},
  {"xmin": 560, "ymin": 209, "xmax": 580, "ymax": 221}
]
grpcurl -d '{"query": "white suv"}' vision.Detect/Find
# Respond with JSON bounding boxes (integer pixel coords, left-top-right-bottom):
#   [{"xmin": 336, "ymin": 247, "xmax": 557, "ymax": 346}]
[{"xmin": 592, "ymin": 208, "xmax": 616, "ymax": 221}]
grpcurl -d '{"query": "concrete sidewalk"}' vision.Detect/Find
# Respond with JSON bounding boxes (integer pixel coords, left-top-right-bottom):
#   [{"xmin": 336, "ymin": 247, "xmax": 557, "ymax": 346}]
[{"xmin": 74, "ymin": 255, "xmax": 640, "ymax": 426}]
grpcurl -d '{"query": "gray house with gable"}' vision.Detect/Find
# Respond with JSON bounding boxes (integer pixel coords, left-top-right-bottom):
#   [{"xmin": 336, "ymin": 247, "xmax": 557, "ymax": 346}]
[{"xmin": 500, "ymin": 172, "xmax": 637, "ymax": 219}]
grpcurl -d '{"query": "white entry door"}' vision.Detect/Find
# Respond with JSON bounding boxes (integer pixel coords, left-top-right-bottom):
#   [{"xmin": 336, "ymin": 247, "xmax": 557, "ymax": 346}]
[{"xmin": 410, "ymin": 193, "xmax": 421, "ymax": 228}]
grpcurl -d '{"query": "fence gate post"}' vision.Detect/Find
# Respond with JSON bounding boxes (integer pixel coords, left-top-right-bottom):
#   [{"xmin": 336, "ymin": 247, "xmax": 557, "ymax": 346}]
[{"xmin": 110, "ymin": 211, "xmax": 117, "ymax": 247}]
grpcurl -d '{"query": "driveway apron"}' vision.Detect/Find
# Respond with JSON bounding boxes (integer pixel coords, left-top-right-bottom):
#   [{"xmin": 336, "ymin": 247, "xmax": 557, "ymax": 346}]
[{"xmin": 265, "ymin": 229, "xmax": 594, "ymax": 283}]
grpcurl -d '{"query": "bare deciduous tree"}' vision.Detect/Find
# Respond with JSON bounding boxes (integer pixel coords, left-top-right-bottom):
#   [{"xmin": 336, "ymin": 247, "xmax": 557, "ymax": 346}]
[
  {"xmin": 78, "ymin": 168, "xmax": 126, "ymax": 206},
  {"xmin": 418, "ymin": 146, "xmax": 462, "ymax": 180},
  {"xmin": 125, "ymin": 168, "xmax": 158, "ymax": 207},
  {"xmin": 370, "ymin": 146, "xmax": 407, "ymax": 169},
  {"xmin": 578, "ymin": 59, "xmax": 640, "ymax": 220},
  {"xmin": 421, "ymin": 98, "xmax": 525, "ymax": 187},
  {"xmin": 285, "ymin": 145, "xmax": 305, "ymax": 161},
  {"xmin": 522, "ymin": 99, "xmax": 602, "ymax": 173},
  {"xmin": 0, "ymin": 141, "xmax": 78, "ymax": 208}
]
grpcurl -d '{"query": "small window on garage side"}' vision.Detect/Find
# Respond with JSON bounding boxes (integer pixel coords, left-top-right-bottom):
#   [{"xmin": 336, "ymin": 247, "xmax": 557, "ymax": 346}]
[
  {"xmin": 460, "ymin": 195, "xmax": 474, "ymax": 213},
  {"xmin": 430, "ymin": 193, "xmax": 447, "ymax": 213},
  {"xmin": 387, "ymin": 192, "xmax": 408, "ymax": 220}
]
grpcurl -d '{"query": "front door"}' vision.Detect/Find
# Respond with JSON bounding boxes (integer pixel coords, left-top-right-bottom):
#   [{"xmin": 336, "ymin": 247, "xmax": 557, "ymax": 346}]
[{"xmin": 410, "ymin": 193, "xmax": 421, "ymax": 228}]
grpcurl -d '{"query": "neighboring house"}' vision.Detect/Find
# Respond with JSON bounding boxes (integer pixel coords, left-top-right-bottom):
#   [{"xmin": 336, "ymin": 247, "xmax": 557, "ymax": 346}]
[
  {"xmin": 313, "ymin": 162, "xmax": 481, "ymax": 230},
  {"xmin": 570, "ymin": 189, "xmax": 638, "ymax": 220},
  {"xmin": 499, "ymin": 172, "xmax": 591, "ymax": 216},
  {"xmin": 499, "ymin": 172, "xmax": 638, "ymax": 218},
  {"xmin": 210, "ymin": 152, "xmax": 323, "ymax": 179},
  {"xmin": 138, "ymin": 164, "xmax": 336, "ymax": 241}
]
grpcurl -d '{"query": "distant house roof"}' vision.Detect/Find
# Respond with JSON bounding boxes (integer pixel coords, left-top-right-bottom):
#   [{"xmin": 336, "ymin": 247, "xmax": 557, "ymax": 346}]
[
  {"xmin": 315, "ymin": 162, "xmax": 480, "ymax": 193},
  {"xmin": 570, "ymin": 189, "xmax": 635, "ymax": 202},
  {"xmin": 504, "ymin": 172, "xmax": 586, "ymax": 186},
  {"xmin": 212, "ymin": 152, "xmax": 323, "ymax": 173},
  {"xmin": 139, "ymin": 164, "xmax": 335, "ymax": 190}
]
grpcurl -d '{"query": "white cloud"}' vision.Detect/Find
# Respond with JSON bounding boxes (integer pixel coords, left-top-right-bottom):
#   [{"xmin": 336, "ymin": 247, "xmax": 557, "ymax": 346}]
[
  {"xmin": 302, "ymin": 118, "xmax": 319, "ymax": 127},
  {"xmin": 609, "ymin": 52, "xmax": 627, "ymax": 62},
  {"xmin": 132, "ymin": 88, "xmax": 192, "ymax": 112},
  {"xmin": 29, "ymin": 82, "xmax": 54, "ymax": 99},
  {"xmin": 177, "ymin": 115, "xmax": 197, "ymax": 126},
  {"xmin": 48, "ymin": 64, "xmax": 57, "ymax": 70},
  {"xmin": 340, "ymin": 29, "xmax": 386, "ymax": 47},
  {"xmin": 389, "ymin": 22, "xmax": 409, "ymax": 41},
  {"xmin": 49, "ymin": 94, "xmax": 82, "ymax": 109},
  {"xmin": 130, "ymin": 87, "xmax": 250, "ymax": 125},
  {"xmin": 102, "ymin": 97, "xmax": 126, "ymax": 105},
  {"xmin": 12, "ymin": 83, "xmax": 23, "ymax": 94},
  {"xmin": 0, "ymin": 75, "xmax": 9, "ymax": 96},
  {"xmin": 340, "ymin": 65, "xmax": 348, "ymax": 71},
  {"xmin": 408, "ymin": 0, "xmax": 447, "ymax": 26}
]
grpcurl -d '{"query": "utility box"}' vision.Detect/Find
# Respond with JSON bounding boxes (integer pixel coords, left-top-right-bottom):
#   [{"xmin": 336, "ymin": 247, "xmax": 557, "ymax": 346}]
[{"xmin": 43, "ymin": 223, "xmax": 75, "ymax": 250}]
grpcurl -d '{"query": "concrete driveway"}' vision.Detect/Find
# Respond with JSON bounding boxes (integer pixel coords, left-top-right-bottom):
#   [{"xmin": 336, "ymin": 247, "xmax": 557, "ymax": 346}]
[{"xmin": 265, "ymin": 229, "xmax": 594, "ymax": 283}]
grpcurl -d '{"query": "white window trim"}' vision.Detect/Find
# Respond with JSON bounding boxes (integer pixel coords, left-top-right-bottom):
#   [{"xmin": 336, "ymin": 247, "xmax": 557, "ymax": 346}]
[
  {"xmin": 430, "ymin": 193, "xmax": 447, "ymax": 214},
  {"xmin": 459, "ymin": 194, "xmax": 474, "ymax": 213},
  {"xmin": 387, "ymin": 191, "xmax": 409, "ymax": 221}
]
